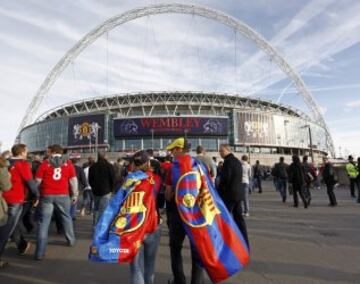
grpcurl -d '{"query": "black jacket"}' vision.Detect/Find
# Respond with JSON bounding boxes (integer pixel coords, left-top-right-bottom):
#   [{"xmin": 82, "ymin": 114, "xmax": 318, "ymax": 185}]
[
  {"xmin": 218, "ymin": 153, "xmax": 243, "ymax": 203},
  {"xmin": 272, "ymin": 162, "xmax": 288, "ymax": 179},
  {"xmin": 89, "ymin": 158, "xmax": 115, "ymax": 196},
  {"xmin": 288, "ymin": 161, "xmax": 305, "ymax": 187},
  {"xmin": 322, "ymin": 163, "xmax": 336, "ymax": 186}
]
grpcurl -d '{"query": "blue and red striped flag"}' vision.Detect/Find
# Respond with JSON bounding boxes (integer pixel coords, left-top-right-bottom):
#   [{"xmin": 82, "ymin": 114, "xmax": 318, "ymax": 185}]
[
  {"xmin": 89, "ymin": 170, "xmax": 158, "ymax": 263},
  {"xmin": 172, "ymin": 155, "xmax": 250, "ymax": 283}
]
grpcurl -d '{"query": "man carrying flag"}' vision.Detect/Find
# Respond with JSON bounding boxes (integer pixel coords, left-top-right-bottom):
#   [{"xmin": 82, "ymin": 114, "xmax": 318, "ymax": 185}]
[
  {"xmin": 89, "ymin": 150, "xmax": 161, "ymax": 284},
  {"xmin": 165, "ymin": 138, "xmax": 250, "ymax": 284}
]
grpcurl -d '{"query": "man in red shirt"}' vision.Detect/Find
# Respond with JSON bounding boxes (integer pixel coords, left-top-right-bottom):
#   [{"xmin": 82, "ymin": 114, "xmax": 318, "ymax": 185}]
[
  {"xmin": 0, "ymin": 144, "xmax": 39, "ymax": 269},
  {"xmin": 35, "ymin": 144, "xmax": 78, "ymax": 260}
]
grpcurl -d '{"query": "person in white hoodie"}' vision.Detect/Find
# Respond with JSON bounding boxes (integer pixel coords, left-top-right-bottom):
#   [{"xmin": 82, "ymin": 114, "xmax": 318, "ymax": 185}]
[{"xmin": 240, "ymin": 155, "xmax": 252, "ymax": 217}]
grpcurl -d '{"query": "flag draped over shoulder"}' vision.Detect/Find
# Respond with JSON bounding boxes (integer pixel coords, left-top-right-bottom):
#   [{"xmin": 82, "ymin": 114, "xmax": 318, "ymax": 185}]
[
  {"xmin": 172, "ymin": 155, "xmax": 250, "ymax": 283},
  {"xmin": 89, "ymin": 170, "xmax": 157, "ymax": 263}
]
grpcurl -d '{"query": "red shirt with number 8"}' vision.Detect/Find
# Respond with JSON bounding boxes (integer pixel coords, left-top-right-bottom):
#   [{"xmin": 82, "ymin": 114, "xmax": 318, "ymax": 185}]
[{"xmin": 36, "ymin": 159, "xmax": 76, "ymax": 196}]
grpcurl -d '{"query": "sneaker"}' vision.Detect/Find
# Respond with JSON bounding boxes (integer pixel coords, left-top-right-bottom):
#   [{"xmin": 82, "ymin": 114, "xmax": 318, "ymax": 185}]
[
  {"xmin": 80, "ymin": 209, "xmax": 85, "ymax": 217},
  {"xmin": 244, "ymin": 213, "xmax": 250, "ymax": 217},
  {"xmin": 20, "ymin": 242, "xmax": 31, "ymax": 255}
]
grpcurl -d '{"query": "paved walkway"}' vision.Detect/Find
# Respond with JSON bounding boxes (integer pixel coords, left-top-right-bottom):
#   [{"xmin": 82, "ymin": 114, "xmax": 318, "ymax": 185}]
[{"xmin": 1, "ymin": 181, "xmax": 360, "ymax": 283}]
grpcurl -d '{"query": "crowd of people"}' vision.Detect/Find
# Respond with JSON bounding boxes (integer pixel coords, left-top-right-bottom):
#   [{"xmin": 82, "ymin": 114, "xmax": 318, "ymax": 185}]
[
  {"xmin": 0, "ymin": 139, "xmax": 359, "ymax": 283},
  {"xmin": 270, "ymin": 154, "xmax": 360, "ymax": 210}
]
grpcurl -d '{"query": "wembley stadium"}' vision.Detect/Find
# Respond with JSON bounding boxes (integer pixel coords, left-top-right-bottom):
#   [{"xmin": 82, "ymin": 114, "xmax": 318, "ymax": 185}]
[{"xmin": 18, "ymin": 91, "xmax": 329, "ymax": 163}]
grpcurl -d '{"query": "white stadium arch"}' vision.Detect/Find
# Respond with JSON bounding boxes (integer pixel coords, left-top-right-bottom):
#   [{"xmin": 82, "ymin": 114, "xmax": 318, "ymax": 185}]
[{"xmin": 18, "ymin": 3, "xmax": 335, "ymax": 155}]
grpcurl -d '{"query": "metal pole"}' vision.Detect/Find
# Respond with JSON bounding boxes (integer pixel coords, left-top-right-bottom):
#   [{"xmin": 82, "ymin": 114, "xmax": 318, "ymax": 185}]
[
  {"xmin": 308, "ymin": 126, "xmax": 314, "ymax": 163},
  {"xmin": 95, "ymin": 124, "xmax": 99, "ymax": 155}
]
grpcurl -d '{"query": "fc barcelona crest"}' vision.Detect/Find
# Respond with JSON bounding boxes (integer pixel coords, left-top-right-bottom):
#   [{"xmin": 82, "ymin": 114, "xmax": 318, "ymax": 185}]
[
  {"xmin": 111, "ymin": 191, "xmax": 147, "ymax": 235},
  {"xmin": 175, "ymin": 170, "xmax": 220, "ymax": 228}
]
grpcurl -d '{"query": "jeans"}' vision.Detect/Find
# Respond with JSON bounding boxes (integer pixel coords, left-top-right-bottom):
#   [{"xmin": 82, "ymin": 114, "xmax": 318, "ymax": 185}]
[
  {"xmin": 11, "ymin": 201, "xmax": 32, "ymax": 253},
  {"xmin": 167, "ymin": 210, "xmax": 204, "ymax": 284},
  {"xmin": 240, "ymin": 183, "xmax": 249, "ymax": 214},
  {"xmin": 70, "ymin": 201, "xmax": 77, "ymax": 219},
  {"xmin": 35, "ymin": 195, "xmax": 75, "ymax": 259},
  {"xmin": 0, "ymin": 203, "xmax": 23, "ymax": 259},
  {"xmin": 93, "ymin": 193, "xmax": 111, "ymax": 227},
  {"xmin": 253, "ymin": 176, "xmax": 262, "ymax": 193},
  {"xmin": 357, "ymin": 179, "xmax": 360, "ymax": 203},
  {"xmin": 275, "ymin": 178, "xmax": 287, "ymax": 201},
  {"xmin": 130, "ymin": 227, "xmax": 162, "ymax": 284},
  {"xmin": 82, "ymin": 190, "xmax": 94, "ymax": 212}
]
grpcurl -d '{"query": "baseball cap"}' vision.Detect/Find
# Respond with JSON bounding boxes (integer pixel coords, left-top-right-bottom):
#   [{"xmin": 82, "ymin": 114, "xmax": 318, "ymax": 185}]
[
  {"xmin": 165, "ymin": 137, "xmax": 191, "ymax": 151},
  {"xmin": 123, "ymin": 150, "xmax": 150, "ymax": 166}
]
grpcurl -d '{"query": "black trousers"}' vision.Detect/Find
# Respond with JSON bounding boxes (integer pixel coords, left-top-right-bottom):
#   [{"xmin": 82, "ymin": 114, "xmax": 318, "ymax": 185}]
[
  {"xmin": 224, "ymin": 200, "xmax": 250, "ymax": 248},
  {"xmin": 326, "ymin": 183, "xmax": 337, "ymax": 205},
  {"xmin": 350, "ymin": 178, "xmax": 356, "ymax": 197},
  {"xmin": 167, "ymin": 210, "xmax": 204, "ymax": 284},
  {"xmin": 292, "ymin": 185, "xmax": 308, "ymax": 208}
]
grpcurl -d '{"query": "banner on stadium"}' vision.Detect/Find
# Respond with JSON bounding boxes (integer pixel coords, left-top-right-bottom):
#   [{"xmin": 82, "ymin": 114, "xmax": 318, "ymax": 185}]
[
  {"xmin": 236, "ymin": 112, "xmax": 276, "ymax": 145},
  {"xmin": 68, "ymin": 114, "xmax": 105, "ymax": 146},
  {"xmin": 113, "ymin": 117, "xmax": 228, "ymax": 137}
]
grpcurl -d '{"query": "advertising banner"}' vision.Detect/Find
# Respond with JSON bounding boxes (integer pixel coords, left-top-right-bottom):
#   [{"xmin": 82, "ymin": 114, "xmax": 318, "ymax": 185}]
[
  {"xmin": 114, "ymin": 117, "xmax": 228, "ymax": 137},
  {"xmin": 236, "ymin": 112, "xmax": 276, "ymax": 145},
  {"xmin": 68, "ymin": 114, "xmax": 105, "ymax": 146}
]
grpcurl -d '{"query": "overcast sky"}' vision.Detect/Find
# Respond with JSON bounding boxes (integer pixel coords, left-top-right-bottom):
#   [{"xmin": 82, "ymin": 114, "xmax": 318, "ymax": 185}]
[{"xmin": 0, "ymin": 0, "xmax": 359, "ymax": 157}]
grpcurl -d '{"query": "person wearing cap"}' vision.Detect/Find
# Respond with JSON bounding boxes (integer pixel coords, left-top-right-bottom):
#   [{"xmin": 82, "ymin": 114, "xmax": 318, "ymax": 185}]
[
  {"xmin": 127, "ymin": 150, "xmax": 162, "ymax": 284},
  {"xmin": 345, "ymin": 155, "xmax": 359, "ymax": 198},
  {"xmin": 322, "ymin": 156, "xmax": 337, "ymax": 206},
  {"xmin": 164, "ymin": 137, "xmax": 204, "ymax": 284}
]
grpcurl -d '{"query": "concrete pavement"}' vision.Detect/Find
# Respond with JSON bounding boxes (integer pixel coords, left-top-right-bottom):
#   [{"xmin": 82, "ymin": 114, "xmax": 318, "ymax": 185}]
[{"xmin": 1, "ymin": 181, "xmax": 360, "ymax": 283}]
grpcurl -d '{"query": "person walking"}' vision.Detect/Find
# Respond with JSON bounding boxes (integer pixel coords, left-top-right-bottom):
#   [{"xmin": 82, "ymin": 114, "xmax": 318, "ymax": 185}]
[
  {"xmin": 322, "ymin": 157, "xmax": 337, "ymax": 206},
  {"xmin": 128, "ymin": 150, "xmax": 162, "ymax": 284},
  {"xmin": 302, "ymin": 155, "xmax": 315, "ymax": 205},
  {"xmin": 0, "ymin": 144, "xmax": 40, "ymax": 267},
  {"xmin": 252, "ymin": 160, "xmax": 263, "ymax": 193},
  {"xmin": 195, "ymin": 145, "xmax": 217, "ymax": 182},
  {"xmin": 89, "ymin": 152, "xmax": 115, "ymax": 227},
  {"xmin": 164, "ymin": 138, "xmax": 204, "ymax": 284},
  {"xmin": 272, "ymin": 157, "xmax": 288, "ymax": 203},
  {"xmin": 82, "ymin": 157, "xmax": 95, "ymax": 215},
  {"xmin": 70, "ymin": 157, "xmax": 88, "ymax": 219},
  {"xmin": 288, "ymin": 155, "xmax": 308, "ymax": 208},
  {"xmin": 35, "ymin": 144, "xmax": 78, "ymax": 260},
  {"xmin": 218, "ymin": 144, "xmax": 249, "ymax": 246},
  {"xmin": 240, "ymin": 155, "xmax": 251, "ymax": 217},
  {"xmin": 345, "ymin": 155, "xmax": 358, "ymax": 198}
]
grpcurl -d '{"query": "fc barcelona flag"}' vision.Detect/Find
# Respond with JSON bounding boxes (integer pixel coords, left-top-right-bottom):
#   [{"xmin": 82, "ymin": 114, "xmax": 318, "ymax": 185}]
[
  {"xmin": 172, "ymin": 155, "xmax": 250, "ymax": 283},
  {"xmin": 89, "ymin": 170, "xmax": 158, "ymax": 263}
]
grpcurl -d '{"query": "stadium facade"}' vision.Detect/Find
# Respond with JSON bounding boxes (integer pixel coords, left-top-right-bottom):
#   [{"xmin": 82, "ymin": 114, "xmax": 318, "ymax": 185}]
[{"xmin": 19, "ymin": 92, "xmax": 328, "ymax": 157}]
